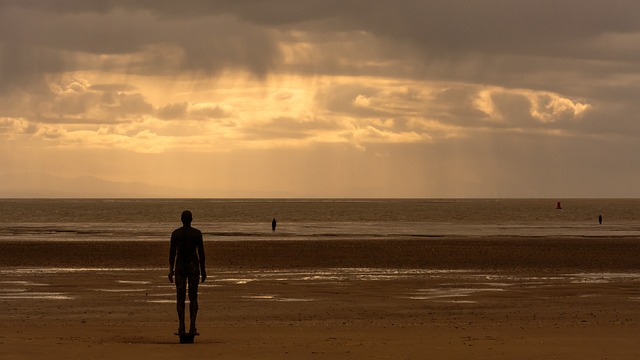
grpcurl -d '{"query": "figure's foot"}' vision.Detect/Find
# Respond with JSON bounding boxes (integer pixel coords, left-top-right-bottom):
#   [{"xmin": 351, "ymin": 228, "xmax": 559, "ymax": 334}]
[
  {"xmin": 177, "ymin": 326, "xmax": 186, "ymax": 335},
  {"xmin": 189, "ymin": 327, "xmax": 199, "ymax": 336}
]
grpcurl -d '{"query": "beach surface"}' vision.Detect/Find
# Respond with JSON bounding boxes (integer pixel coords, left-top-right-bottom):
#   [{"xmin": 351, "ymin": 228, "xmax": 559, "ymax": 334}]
[{"xmin": 1, "ymin": 238, "xmax": 639, "ymax": 359}]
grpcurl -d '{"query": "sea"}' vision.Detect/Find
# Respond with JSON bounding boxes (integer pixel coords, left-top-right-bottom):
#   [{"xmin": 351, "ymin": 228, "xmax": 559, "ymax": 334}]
[{"xmin": 1, "ymin": 198, "xmax": 639, "ymax": 242}]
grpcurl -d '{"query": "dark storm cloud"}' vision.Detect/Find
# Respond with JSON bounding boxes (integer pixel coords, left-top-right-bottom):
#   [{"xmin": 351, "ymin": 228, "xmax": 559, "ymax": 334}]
[
  {"xmin": 6, "ymin": 1, "xmax": 640, "ymax": 60},
  {"xmin": 349, "ymin": 1, "xmax": 640, "ymax": 61},
  {"xmin": 124, "ymin": 0, "xmax": 640, "ymax": 63},
  {"xmin": 3, "ymin": 0, "xmax": 640, "ymax": 86},
  {"xmin": 0, "ymin": 0, "xmax": 281, "ymax": 92},
  {"xmin": 60, "ymin": 0, "xmax": 638, "ymax": 61},
  {"xmin": 0, "ymin": 0, "xmax": 341, "ymax": 24}
]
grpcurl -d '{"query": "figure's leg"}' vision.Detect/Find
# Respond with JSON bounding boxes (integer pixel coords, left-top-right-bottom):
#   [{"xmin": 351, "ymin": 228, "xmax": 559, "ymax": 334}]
[
  {"xmin": 175, "ymin": 275, "xmax": 187, "ymax": 333},
  {"xmin": 187, "ymin": 273, "xmax": 200, "ymax": 334}
]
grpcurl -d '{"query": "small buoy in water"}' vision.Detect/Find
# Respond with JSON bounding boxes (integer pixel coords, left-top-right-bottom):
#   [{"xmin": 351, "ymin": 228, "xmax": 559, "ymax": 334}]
[{"xmin": 556, "ymin": 201, "xmax": 562, "ymax": 209}]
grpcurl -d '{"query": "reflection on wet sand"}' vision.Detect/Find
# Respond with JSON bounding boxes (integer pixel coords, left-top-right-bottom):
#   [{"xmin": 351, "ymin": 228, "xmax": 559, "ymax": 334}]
[{"xmin": 0, "ymin": 268, "xmax": 639, "ymax": 305}]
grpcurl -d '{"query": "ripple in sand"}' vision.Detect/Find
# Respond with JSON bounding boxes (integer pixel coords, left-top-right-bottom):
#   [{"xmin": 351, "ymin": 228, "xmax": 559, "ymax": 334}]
[
  {"xmin": 241, "ymin": 294, "xmax": 315, "ymax": 302},
  {"xmin": 142, "ymin": 299, "xmax": 190, "ymax": 304},
  {"xmin": 407, "ymin": 288, "xmax": 505, "ymax": 302},
  {"xmin": 243, "ymin": 295, "xmax": 276, "ymax": 300},
  {"xmin": 0, "ymin": 291, "xmax": 73, "ymax": 300},
  {"xmin": 579, "ymin": 294, "xmax": 601, "ymax": 298},
  {"xmin": 117, "ymin": 280, "xmax": 151, "ymax": 285},
  {"xmin": 566, "ymin": 273, "xmax": 640, "ymax": 284},
  {"xmin": 0, "ymin": 268, "xmax": 162, "ymax": 275},
  {"xmin": 216, "ymin": 268, "xmax": 473, "ymax": 283},
  {"xmin": 216, "ymin": 278, "xmax": 254, "ymax": 285},
  {"xmin": 154, "ymin": 284, "xmax": 220, "ymax": 290},
  {"xmin": 570, "ymin": 279, "xmax": 610, "ymax": 284},
  {"xmin": 0, "ymin": 280, "xmax": 48, "ymax": 286},
  {"xmin": 440, "ymin": 282, "xmax": 512, "ymax": 288},
  {"xmin": 93, "ymin": 288, "xmax": 147, "ymax": 293}
]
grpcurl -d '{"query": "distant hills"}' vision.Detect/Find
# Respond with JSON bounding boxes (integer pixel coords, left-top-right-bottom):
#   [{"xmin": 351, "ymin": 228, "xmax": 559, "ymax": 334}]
[
  {"xmin": 0, "ymin": 173, "xmax": 199, "ymax": 198},
  {"xmin": 0, "ymin": 172, "xmax": 294, "ymax": 198}
]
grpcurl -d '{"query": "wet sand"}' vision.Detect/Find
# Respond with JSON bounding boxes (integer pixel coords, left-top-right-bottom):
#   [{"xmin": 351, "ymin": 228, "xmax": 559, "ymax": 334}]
[
  {"xmin": 2, "ymin": 237, "xmax": 640, "ymax": 270},
  {"xmin": 1, "ymin": 238, "xmax": 639, "ymax": 359}
]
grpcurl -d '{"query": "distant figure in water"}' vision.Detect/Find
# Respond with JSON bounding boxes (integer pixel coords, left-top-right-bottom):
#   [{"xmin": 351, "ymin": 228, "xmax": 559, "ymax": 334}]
[
  {"xmin": 272, "ymin": 218, "xmax": 277, "ymax": 232},
  {"xmin": 169, "ymin": 210, "xmax": 206, "ymax": 335},
  {"xmin": 599, "ymin": 214, "xmax": 603, "ymax": 224},
  {"xmin": 556, "ymin": 201, "xmax": 562, "ymax": 209}
]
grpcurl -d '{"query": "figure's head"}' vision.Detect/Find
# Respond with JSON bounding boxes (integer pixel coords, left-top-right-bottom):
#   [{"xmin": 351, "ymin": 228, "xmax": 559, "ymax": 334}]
[{"xmin": 181, "ymin": 210, "xmax": 193, "ymax": 225}]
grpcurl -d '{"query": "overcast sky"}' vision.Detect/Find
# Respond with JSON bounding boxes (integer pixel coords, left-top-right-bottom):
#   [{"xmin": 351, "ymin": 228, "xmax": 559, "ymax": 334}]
[{"xmin": 1, "ymin": 0, "xmax": 639, "ymax": 197}]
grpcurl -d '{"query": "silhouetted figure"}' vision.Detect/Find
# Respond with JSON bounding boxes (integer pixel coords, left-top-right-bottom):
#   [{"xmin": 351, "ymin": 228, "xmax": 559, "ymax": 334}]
[
  {"xmin": 169, "ymin": 210, "xmax": 206, "ymax": 335},
  {"xmin": 272, "ymin": 218, "xmax": 277, "ymax": 232},
  {"xmin": 598, "ymin": 214, "xmax": 603, "ymax": 224}
]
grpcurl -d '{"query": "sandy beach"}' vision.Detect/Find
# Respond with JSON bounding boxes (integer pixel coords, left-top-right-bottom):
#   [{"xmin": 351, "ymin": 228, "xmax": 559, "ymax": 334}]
[{"xmin": 1, "ymin": 238, "xmax": 639, "ymax": 359}]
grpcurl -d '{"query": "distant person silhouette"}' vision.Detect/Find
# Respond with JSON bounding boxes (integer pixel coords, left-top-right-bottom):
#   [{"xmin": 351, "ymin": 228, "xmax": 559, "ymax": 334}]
[
  {"xmin": 598, "ymin": 214, "xmax": 603, "ymax": 224},
  {"xmin": 169, "ymin": 210, "xmax": 206, "ymax": 335},
  {"xmin": 272, "ymin": 218, "xmax": 277, "ymax": 232}
]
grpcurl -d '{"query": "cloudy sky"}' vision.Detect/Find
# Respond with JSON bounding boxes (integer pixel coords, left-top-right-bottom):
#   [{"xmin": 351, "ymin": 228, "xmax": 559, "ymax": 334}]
[{"xmin": 1, "ymin": 0, "xmax": 639, "ymax": 197}]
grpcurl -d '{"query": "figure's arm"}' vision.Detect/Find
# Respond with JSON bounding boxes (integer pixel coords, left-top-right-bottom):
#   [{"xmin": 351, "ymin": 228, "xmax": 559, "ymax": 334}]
[
  {"xmin": 198, "ymin": 231, "xmax": 206, "ymax": 283},
  {"xmin": 168, "ymin": 233, "xmax": 176, "ymax": 283}
]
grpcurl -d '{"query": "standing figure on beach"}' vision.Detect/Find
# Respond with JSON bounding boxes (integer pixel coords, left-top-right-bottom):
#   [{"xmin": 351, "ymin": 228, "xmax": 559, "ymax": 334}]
[
  {"xmin": 169, "ymin": 210, "xmax": 206, "ymax": 335},
  {"xmin": 272, "ymin": 218, "xmax": 277, "ymax": 232},
  {"xmin": 598, "ymin": 214, "xmax": 603, "ymax": 224}
]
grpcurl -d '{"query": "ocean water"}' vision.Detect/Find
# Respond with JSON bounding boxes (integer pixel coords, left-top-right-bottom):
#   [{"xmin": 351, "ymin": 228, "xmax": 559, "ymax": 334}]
[{"xmin": 0, "ymin": 198, "xmax": 639, "ymax": 242}]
